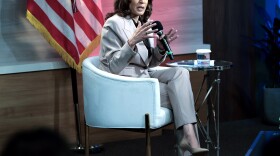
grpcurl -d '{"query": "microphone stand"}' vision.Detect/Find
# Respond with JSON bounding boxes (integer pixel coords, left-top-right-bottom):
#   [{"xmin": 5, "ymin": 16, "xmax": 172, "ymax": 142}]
[{"xmin": 70, "ymin": 68, "xmax": 103, "ymax": 154}]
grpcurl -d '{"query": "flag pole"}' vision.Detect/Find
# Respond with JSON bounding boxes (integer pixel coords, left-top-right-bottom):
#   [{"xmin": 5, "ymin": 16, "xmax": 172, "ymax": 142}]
[{"xmin": 70, "ymin": 68, "xmax": 103, "ymax": 154}]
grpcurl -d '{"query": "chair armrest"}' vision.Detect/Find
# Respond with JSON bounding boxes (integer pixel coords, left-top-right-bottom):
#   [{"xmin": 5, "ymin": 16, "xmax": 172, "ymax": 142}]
[{"xmin": 82, "ymin": 61, "xmax": 162, "ymax": 129}]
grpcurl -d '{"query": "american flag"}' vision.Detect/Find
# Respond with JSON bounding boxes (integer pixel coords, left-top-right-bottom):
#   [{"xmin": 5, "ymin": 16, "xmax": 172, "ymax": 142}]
[{"xmin": 26, "ymin": 0, "xmax": 104, "ymax": 72}]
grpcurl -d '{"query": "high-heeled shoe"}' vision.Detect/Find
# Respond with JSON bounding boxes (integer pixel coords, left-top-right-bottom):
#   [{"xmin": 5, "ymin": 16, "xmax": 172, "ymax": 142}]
[
  {"xmin": 179, "ymin": 136, "xmax": 209, "ymax": 154},
  {"xmin": 176, "ymin": 129, "xmax": 208, "ymax": 156}
]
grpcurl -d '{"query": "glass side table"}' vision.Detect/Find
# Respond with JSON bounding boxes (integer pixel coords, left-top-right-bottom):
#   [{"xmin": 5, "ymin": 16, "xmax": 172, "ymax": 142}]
[
  {"xmin": 166, "ymin": 60, "xmax": 233, "ymax": 156},
  {"xmin": 166, "ymin": 60, "xmax": 232, "ymax": 71}
]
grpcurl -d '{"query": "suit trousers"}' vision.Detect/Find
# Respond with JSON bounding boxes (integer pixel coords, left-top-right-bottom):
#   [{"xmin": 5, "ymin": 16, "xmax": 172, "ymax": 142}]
[{"xmin": 149, "ymin": 67, "xmax": 197, "ymax": 129}]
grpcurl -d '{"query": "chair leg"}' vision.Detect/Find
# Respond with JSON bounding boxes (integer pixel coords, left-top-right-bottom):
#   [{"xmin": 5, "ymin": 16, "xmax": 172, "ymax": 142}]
[
  {"xmin": 145, "ymin": 114, "xmax": 151, "ymax": 156},
  {"xmin": 85, "ymin": 123, "xmax": 89, "ymax": 156}
]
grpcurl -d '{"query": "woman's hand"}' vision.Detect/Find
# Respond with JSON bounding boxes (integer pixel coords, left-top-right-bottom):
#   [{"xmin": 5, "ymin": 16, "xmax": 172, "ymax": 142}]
[
  {"xmin": 128, "ymin": 21, "xmax": 158, "ymax": 48},
  {"xmin": 157, "ymin": 28, "xmax": 179, "ymax": 50}
]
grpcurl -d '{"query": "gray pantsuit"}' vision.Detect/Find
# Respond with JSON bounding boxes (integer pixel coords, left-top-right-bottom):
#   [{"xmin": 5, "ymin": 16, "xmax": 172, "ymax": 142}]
[{"xmin": 149, "ymin": 67, "xmax": 197, "ymax": 129}]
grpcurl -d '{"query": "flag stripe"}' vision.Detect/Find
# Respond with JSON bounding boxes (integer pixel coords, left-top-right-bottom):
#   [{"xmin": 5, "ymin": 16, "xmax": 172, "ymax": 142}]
[
  {"xmin": 45, "ymin": 0, "xmax": 75, "ymax": 31},
  {"xmin": 83, "ymin": 0, "xmax": 104, "ymax": 25},
  {"xmin": 76, "ymin": 0, "xmax": 103, "ymax": 35},
  {"xmin": 59, "ymin": 0, "xmax": 75, "ymax": 15},
  {"xmin": 73, "ymin": 20, "xmax": 91, "ymax": 52},
  {"xmin": 28, "ymin": 1, "xmax": 79, "ymax": 61},
  {"xmin": 76, "ymin": 36, "xmax": 86, "ymax": 55},
  {"xmin": 74, "ymin": 12, "xmax": 97, "ymax": 41}
]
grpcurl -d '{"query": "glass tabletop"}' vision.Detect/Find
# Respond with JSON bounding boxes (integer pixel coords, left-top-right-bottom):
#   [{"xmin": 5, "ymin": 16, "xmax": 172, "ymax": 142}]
[{"xmin": 166, "ymin": 60, "xmax": 233, "ymax": 71}]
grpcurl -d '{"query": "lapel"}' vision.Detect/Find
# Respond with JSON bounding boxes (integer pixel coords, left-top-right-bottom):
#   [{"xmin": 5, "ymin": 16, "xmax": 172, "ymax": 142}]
[{"xmin": 122, "ymin": 16, "xmax": 150, "ymax": 66}]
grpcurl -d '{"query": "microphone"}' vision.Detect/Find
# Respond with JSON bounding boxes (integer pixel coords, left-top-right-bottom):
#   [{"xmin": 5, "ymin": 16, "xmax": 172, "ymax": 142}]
[{"xmin": 152, "ymin": 21, "xmax": 174, "ymax": 60}]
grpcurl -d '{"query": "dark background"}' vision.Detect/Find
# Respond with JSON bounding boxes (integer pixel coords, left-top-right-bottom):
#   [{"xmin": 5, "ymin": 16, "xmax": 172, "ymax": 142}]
[{"xmin": 203, "ymin": 0, "xmax": 275, "ymax": 122}]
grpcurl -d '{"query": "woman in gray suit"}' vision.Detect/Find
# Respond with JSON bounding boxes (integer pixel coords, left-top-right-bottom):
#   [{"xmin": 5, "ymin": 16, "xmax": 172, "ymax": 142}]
[{"xmin": 99, "ymin": 0, "xmax": 208, "ymax": 155}]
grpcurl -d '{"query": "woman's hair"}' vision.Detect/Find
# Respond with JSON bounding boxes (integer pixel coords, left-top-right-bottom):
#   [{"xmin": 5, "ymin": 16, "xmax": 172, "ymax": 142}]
[{"xmin": 105, "ymin": 0, "xmax": 153, "ymax": 23}]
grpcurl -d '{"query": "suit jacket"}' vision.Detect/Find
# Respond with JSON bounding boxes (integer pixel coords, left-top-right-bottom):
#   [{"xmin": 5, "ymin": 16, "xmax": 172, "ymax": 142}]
[{"xmin": 99, "ymin": 14, "xmax": 167, "ymax": 78}]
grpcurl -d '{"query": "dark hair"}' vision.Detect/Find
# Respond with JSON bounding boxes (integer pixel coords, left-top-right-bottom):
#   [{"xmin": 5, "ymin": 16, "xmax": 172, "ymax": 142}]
[{"xmin": 105, "ymin": 0, "xmax": 153, "ymax": 23}]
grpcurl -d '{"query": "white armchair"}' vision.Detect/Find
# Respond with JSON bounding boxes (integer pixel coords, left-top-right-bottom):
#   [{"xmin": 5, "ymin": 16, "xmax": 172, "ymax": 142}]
[{"xmin": 82, "ymin": 56, "xmax": 173, "ymax": 156}]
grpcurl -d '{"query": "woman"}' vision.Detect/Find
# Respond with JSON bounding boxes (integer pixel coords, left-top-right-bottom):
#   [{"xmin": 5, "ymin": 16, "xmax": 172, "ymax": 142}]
[{"xmin": 99, "ymin": 0, "xmax": 208, "ymax": 155}]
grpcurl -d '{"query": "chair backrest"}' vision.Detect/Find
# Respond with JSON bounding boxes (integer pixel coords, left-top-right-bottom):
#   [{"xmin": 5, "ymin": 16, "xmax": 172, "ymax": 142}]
[
  {"xmin": 88, "ymin": 56, "xmax": 100, "ymax": 68},
  {"xmin": 82, "ymin": 56, "xmax": 173, "ymax": 129}
]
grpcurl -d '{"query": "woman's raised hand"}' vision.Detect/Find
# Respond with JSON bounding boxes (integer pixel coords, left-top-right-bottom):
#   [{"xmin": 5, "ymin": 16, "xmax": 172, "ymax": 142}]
[
  {"xmin": 164, "ymin": 28, "xmax": 179, "ymax": 43},
  {"xmin": 128, "ymin": 21, "xmax": 158, "ymax": 48}
]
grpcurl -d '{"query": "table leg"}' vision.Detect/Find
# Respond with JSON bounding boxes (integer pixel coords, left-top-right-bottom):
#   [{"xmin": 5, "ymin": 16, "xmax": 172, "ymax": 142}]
[
  {"xmin": 195, "ymin": 71, "xmax": 221, "ymax": 156},
  {"xmin": 216, "ymin": 72, "xmax": 221, "ymax": 156}
]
